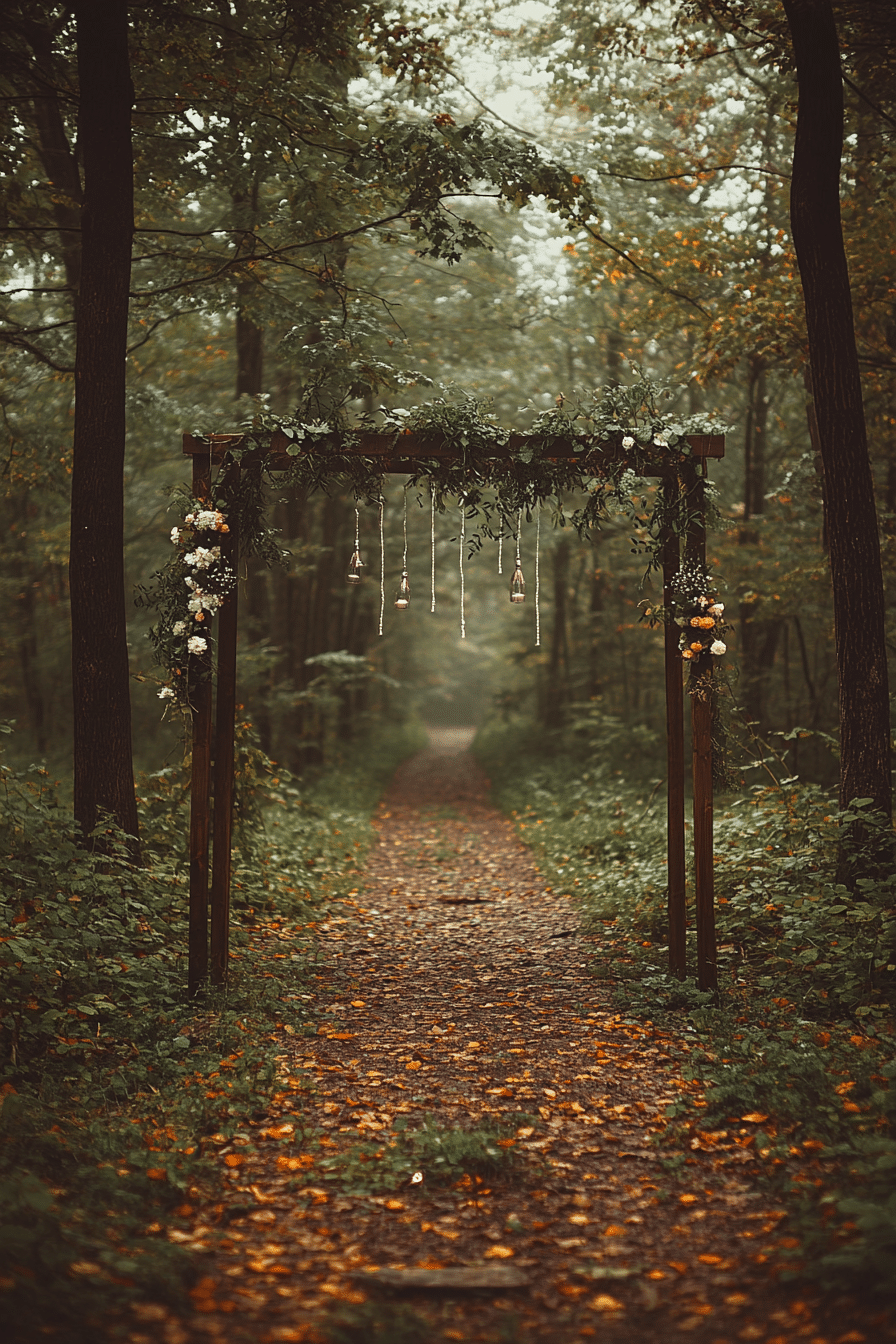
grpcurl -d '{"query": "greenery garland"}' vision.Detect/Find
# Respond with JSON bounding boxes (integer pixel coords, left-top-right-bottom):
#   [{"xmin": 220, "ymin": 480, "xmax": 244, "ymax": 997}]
[{"xmin": 137, "ymin": 376, "xmax": 727, "ymax": 708}]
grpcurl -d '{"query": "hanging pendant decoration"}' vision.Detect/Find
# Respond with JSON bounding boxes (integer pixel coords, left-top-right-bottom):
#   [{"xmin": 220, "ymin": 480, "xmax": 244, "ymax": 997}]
[
  {"xmin": 510, "ymin": 508, "xmax": 525, "ymax": 603},
  {"xmin": 347, "ymin": 507, "xmax": 364, "ymax": 585},
  {"xmin": 459, "ymin": 499, "xmax": 466, "ymax": 640},
  {"xmin": 535, "ymin": 501, "xmax": 541, "ymax": 647},
  {"xmin": 378, "ymin": 495, "xmax": 385, "ymax": 636},
  {"xmin": 394, "ymin": 485, "xmax": 410, "ymax": 609},
  {"xmin": 430, "ymin": 484, "xmax": 436, "ymax": 613}
]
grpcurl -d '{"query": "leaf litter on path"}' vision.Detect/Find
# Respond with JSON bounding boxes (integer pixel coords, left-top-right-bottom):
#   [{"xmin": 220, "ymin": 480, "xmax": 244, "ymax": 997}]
[{"xmin": 130, "ymin": 733, "xmax": 896, "ymax": 1344}]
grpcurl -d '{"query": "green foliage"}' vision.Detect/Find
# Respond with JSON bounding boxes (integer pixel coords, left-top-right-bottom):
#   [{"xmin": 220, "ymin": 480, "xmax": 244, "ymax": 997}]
[{"xmin": 0, "ymin": 722, "xmax": 417, "ymax": 1337}]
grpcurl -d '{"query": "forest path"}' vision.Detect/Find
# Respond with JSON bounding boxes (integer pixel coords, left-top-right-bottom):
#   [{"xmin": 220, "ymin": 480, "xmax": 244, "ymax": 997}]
[{"xmin": 168, "ymin": 732, "xmax": 891, "ymax": 1344}]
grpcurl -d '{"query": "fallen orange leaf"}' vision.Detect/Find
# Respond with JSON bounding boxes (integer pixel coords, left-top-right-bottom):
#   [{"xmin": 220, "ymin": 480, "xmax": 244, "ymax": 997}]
[
  {"xmin": 740, "ymin": 1113, "xmax": 769, "ymax": 1123},
  {"xmin": 190, "ymin": 1276, "xmax": 218, "ymax": 1299},
  {"xmin": 249, "ymin": 1184, "xmax": 279, "ymax": 1204},
  {"xmin": 483, "ymin": 1245, "xmax": 514, "ymax": 1259},
  {"xmin": 146, "ymin": 1168, "xmax": 167, "ymax": 1181},
  {"xmin": 590, "ymin": 1294, "xmax": 624, "ymax": 1312},
  {"xmin": 223, "ymin": 1154, "xmax": 245, "ymax": 1168},
  {"xmin": 263, "ymin": 1123, "xmax": 295, "ymax": 1139}
]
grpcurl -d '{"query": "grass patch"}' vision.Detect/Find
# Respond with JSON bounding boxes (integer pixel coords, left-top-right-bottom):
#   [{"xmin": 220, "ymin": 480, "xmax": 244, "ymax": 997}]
[{"xmin": 311, "ymin": 1113, "xmax": 536, "ymax": 1195}]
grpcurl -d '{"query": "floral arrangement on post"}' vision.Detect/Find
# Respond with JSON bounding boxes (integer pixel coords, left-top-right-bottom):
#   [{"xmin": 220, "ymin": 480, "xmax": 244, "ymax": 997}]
[
  {"xmin": 641, "ymin": 561, "xmax": 729, "ymax": 666},
  {"xmin": 137, "ymin": 501, "xmax": 235, "ymax": 710},
  {"xmin": 671, "ymin": 561, "xmax": 728, "ymax": 663}
]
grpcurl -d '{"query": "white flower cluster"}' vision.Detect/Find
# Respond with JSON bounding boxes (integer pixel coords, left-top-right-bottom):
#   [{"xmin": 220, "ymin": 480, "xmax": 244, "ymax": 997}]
[
  {"xmin": 184, "ymin": 577, "xmax": 226, "ymax": 617},
  {"xmin": 184, "ymin": 509, "xmax": 228, "ymax": 533},
  {"xmin": 617, "ymin": 467, "xmax": 640, "ymax": 496},
  {"xmin": 157, "ymin": 504, "xmax": 233, "ymax": 708},
  {"xmin": 183, "ymin": 545, "xmax": 221, "ymax": 570}
]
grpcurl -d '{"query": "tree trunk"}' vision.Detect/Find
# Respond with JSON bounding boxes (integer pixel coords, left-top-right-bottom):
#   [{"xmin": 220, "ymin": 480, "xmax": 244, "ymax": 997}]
[
  {"xmin": 743, "ymin": 355, "xmax": 768, "ymax": 523},
  {"xmin": 782, "ymin": 0, "xmax": 892, "ymax": 821},
  {"xmin": 69, "ymin": 0, "xmax": 139, "ymax": 844}
]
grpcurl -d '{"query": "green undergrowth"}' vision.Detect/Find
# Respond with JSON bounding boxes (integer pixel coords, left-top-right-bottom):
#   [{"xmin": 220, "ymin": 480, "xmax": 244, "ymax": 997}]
[
  {"xmin": 475, "ymin": 716, "xmax": 896, "ymax": 1297},
  {"xmin": 311, "ymin": 1112, "xmax": 537, "ymax": 1195},
  {"xmin": 0, "ymin": 719, "xmax": 422, "ymax": 1341}
]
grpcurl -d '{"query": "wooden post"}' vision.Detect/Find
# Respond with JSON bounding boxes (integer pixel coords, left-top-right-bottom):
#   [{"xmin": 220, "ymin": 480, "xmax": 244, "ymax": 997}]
[
  {"xmin": 188, "ymin": 453, "xmax": 213, "ymax": 996},
  {"xmin": 661, "ymin": 474, "xmax": 687, "ymax": 978},
  {"xmin": 683, "ymin": 462, "xmax": 718, "ymax": 993},
  {"xmin": 210, "ymin": 465, "xmax": 240, "ymax": 986}
]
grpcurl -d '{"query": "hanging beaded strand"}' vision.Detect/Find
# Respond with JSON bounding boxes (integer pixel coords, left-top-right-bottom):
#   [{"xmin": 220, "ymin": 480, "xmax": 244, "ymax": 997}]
[
  {"xmin": 378, "ymin": 495, "xmax": 385, "ymax": 636},
  {"xmin": 497, "ymin": 530, "xmax": 503, "ymax": 576},
  {"xmin": 430, "ymin": 484, "xmax": 436, "ymax": 613},
  {"xmin": 459, "ymin": 499, "xmax": 466, "ymax": 640},
  {"xmin": 534, "ymin": 501, "xmax": 541, "ymax": 647}
]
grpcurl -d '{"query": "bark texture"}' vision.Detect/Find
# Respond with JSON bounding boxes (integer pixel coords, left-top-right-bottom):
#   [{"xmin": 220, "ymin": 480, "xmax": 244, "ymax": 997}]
[
  {"xmin": 783, "ymin": 0, "xmax": 892, "ymax": 818},
  {"xmin": 69, "ymin": 0, "xmax": 139, "ymax": 843}
]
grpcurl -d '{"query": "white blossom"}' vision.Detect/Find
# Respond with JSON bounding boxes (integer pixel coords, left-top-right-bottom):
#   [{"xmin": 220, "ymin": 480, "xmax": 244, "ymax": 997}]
[
  {"xmin": 158, "ymin": 687, "xmax": 175, "ymax": 699},
  {"xmin": 194, "ymin": 509, "xmax": 225, "ymax": 531},
  {"xmin": 709, "ymin": 602, "xmax": 724, "ymax": 616},
  {"xmin": 170, "ymin": 526, "xmax": 181, "ymax": 544},
  {"xmin": 184, "ymin": 545, "xmax": 221, "ymax": 570},
  {"xmin": 172, "ymin": 621, "xmax": 186, "ymax": 635},
  {"xmin": 653, "ymin": 433, "xmax": 669, "ymax": 447},
  {"xmin": 622, "ymin": 434, "xmax": 635, "ymax": 449},
  {"xmin": 187, "ymin": 635, "xmax": 207, "ymax": 655},
  {"xmin": 710, "ymin": 640, "xmax": 727, "ymax": 656}
]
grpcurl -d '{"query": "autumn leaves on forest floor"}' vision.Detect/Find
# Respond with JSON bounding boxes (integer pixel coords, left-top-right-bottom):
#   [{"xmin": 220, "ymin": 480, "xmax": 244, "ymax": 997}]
[{"xmin": 145, "ymin": 732, "xmax": 894, "ymax": 1344}]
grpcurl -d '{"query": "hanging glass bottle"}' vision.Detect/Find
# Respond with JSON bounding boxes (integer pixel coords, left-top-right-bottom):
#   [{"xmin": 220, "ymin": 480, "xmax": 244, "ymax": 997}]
[
  {"xmin": 346, "ymin": 508, "xmax": 364, "ymax": 585},
  {"xmin": 510, "ymin": 564, "xmax": 526, "ymax": 603},
  {"xmin": 510, "ymin": 509, "xmax": 525, "ymax": 603},
  {"xmin": 394, "ymin": 570, "xmax": 411, "ymax": 609},
  {"xmin": 394, "ymin": 484, "xmax": 410, "ymax": 609}
]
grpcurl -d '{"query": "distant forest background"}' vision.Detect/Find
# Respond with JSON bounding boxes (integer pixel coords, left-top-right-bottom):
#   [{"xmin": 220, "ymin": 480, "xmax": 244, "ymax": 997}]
[{"xmin": 2, "ymin": 0, "xmax": 894, "ymax": 792}]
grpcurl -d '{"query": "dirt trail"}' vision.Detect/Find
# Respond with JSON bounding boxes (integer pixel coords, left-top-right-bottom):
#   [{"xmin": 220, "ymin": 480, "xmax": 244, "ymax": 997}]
[{"xmin": 161, "ymin": 733, "xmax": 894, "ymax": 1344}]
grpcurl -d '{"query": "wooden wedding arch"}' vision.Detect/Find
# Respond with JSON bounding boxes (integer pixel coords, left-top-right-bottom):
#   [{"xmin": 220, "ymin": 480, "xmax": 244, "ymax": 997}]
[{"xmin": 181, "ymin": 429, "xmax": 724, "ymax": 998}]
